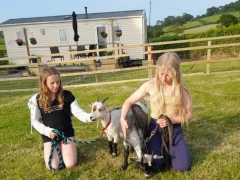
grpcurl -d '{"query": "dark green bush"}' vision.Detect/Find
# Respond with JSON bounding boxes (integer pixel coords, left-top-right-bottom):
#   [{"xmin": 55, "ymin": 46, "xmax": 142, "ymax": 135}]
[
  {"xmin": 151, "ymin": 24, "xmax": 240, "ymax": 59},
  {"xmin": 0, "ymin": 50, "xmax": 8, "ymax": 65}
]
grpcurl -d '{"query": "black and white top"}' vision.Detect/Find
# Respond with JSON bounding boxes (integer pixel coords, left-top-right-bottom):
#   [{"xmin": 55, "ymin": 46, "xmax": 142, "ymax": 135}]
[{"xmin": 28, "ymin": 90, "xmax": 91, "ymax": 142}]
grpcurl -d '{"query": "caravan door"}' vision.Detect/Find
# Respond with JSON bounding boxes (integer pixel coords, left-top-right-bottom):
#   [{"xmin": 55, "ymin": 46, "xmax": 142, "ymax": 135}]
[{"xmin": 95, "ymin": 25, "xmax": 108, "ymax": 57}]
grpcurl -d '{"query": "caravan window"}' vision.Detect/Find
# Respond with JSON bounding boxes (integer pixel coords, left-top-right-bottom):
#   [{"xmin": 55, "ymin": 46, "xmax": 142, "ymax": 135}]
[{"xmin": 58, "ymin": 29, "xmax": 68, "ymax": 42}]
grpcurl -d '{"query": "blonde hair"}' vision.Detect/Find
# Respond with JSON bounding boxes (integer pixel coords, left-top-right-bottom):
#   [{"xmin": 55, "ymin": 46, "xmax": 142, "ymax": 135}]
[
  {"xmin": 155, "ymin": 52, "xmax": 191, "ymax": 123},
  {"xmin": 38, "ymin": 67, "xmax": 64, "ymax": 112}
]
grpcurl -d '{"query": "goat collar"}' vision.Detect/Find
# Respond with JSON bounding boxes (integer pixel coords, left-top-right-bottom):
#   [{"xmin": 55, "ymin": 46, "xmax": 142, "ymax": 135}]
[{"xmin": 102, "ymin": 114, "xmax": 111, "ymax": 132}]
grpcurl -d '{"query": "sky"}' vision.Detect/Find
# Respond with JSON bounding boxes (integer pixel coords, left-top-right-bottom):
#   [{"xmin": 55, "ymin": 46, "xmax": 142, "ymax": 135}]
[{"xmin": 0, "ymin": 0, "xmax": 236, "ymax": 25}]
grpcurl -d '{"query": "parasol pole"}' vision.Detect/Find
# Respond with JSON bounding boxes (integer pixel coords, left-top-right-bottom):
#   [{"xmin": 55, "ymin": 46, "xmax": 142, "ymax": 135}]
[{"xmin": 23, "ymin": 28, "xmax": 31, "ymax": 63}]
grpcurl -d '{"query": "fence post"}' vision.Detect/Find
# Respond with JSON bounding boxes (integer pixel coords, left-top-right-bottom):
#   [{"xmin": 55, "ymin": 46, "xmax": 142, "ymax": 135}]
[
  {"xmin": 117, "ymin": 44, "xmax": 120, "ymax": 55},
  {"xmin": 69, "ymin": 45, "xmax": 73, "ymax": 60},
  {"xmin": 206, "ymin": 40, "xmax": 211, "ymax": 74},
  {"xmin": 92, "ymin": 52, "xmax": 98, "ymax": 83},
  {"xmin": 37, "ymin": 56, "xmax": 41, "ymax": 76},
  {"xmin": 147, "ymin": 45, "xmax": 153, "ymax": 79},
  {"xmin": 121, "ymin": 44, "xmax": 124, "ymax": 54}
]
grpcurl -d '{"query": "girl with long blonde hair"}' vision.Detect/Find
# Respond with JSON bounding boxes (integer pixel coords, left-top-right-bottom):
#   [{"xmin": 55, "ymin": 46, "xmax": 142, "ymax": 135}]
[{"xmin": 121, "ymin": 52, "xmax": 193, "ymax": 172}]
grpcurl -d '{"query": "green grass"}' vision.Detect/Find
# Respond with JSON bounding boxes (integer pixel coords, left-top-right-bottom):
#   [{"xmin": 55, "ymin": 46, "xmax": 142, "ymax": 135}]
[
  {"xmin": 163, "ymin": 11, "xmax": 240, "ymax": 35},
  {"xmin": 0, "ymin": 70, "xmax": 240, "ymax": 179},
  {"xmin": 163, "ymin": 21, "xmax": 202, "ymax": 33},
  {"xmin": 183, "ymin": 24, "xmax": 217, "ymax": 35},
  {"xmin": 0, "ymin": 38, "xmax": 6, "ymax": 50},
  {"xmin": 0, "ymin": 38, "xmax": 5, "ymax": 44},
  {"xmin": 199, "ymin": 11, "xmax": 240, "ymax": 24},
  {"xmin": 182, "ymin": 21, "xmax": 202, "ymax": 29}
]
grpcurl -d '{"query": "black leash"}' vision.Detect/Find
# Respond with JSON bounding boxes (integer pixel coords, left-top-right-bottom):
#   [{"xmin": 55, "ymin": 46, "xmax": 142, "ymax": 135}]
[{"xmin": 159, "ymin": 114, "xmax": 173, "ymax": 171}]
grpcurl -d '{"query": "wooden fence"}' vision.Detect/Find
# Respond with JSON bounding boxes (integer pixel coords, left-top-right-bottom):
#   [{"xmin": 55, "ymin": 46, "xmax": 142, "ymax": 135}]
[{"xmin": 0, "ymin": 34, "xmax": 240, "ymax": 86}]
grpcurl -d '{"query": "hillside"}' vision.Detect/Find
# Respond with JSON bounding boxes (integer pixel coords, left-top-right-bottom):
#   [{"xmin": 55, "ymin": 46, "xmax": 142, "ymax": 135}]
[{"xmin": 163, "ymin": 11, "xmax": 240, "ymax": 36}]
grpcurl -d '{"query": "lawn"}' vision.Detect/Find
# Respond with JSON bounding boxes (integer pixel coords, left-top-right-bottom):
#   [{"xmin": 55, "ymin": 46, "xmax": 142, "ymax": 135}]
[
  {"xmin": 0, "ymin": 69, "xmax": 239, "ymax": 179},
  {"xmin": 0, "ymin": 38, "xmax": 6, "ymax": 51}
]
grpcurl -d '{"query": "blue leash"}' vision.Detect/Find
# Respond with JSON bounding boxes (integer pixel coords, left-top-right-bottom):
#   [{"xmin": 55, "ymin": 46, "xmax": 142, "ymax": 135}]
[{"xmin": 48, "ymin": 129, "xmax": 100, "ymax": 171}]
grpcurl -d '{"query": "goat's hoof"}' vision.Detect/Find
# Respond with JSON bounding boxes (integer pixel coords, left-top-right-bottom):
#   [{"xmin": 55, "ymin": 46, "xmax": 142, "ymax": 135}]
[
  {"xmin": 122, "ymin": 165, "xmax": 127, "ymax": 171},
  {"xmin": 144, "ymin": 173, "xmax": 151, "ymax": 178},
  {"xmin": 112, "ymin": 154, "xmax": 117, "ymax": 158}
]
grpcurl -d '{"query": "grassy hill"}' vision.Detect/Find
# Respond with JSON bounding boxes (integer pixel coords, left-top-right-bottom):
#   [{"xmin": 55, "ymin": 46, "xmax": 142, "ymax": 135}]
[{"xmin": 163, "ymin": 11, "xmax": 240, "ymax": 36}]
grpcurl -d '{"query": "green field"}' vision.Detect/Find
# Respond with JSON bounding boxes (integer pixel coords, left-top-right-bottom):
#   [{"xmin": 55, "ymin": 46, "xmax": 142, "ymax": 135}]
[
  {"xmin": 163, "ymin": 11, "xmax": 240, "ymax": 35},
  {"xmin": 0, "ymin": 38, "xmax": 6, "ymax": 50},
  {"xmin": 199, "ymin": 11, "xmax": 240, "ymax": 24},
  {"xmin": 183, "ymin": 24, "xmax": 217, "ymax": 35},
  {"xmin": 0, "ymin": 70, "xmax": 239, "ymax": 179}
]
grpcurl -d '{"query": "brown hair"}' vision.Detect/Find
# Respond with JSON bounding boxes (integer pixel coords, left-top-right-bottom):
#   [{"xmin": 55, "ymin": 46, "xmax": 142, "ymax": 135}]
[
  {"xmin": 154, "ymin": 52, "xmax": 191, "ymax": 123},
  {"xmin": 38, "ymin": 67, "xmax": 64, "ymax": 112}
]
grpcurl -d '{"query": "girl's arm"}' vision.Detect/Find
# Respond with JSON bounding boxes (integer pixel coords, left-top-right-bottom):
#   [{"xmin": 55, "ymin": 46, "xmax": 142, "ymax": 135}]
[
  {"xmin": 120, "ymin": 81, "xmax": 150, "ymax": 138},
  {"xmin": 170, "ymin": 87, "xmax": 193, "ymax": 124},
  {"xmin": 70, "ymin": 99, "xmax": 91, "ymax": 123},
  {"xmin": 28, "ymin": 94, "xmax": 53, "ymax": 138}
]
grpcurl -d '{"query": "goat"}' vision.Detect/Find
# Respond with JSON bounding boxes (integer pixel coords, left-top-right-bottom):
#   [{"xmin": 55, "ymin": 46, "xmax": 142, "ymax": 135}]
[{"xmin": 89, "ymin": 97, "xmax": 162, "ymax": 178}]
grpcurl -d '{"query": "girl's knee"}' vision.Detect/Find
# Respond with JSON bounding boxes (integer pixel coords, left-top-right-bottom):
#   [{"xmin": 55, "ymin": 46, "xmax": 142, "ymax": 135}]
[
  {"xmin": 46, "ymin": 162, "xmax": 60, "ymax": 170},
  {"xmin": 172, "ymin": 163, "xmax": 191, "ymax": 172},
  {"xmin": 64, "ymin": 161, "xmax": 77, "ymax": 169}
]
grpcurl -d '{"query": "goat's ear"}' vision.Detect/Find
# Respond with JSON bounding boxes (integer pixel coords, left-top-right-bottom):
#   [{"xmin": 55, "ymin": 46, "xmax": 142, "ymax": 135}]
[
  {"xmin": 101, "ymin": 97, "xmax": 109, "ymax": 104},
  {"xmin": 153, "ymin": 155, "xmax": 163, "ymax": 159},
  {"xmin": 143, "ymin": 95, "xmax": 150, "ymax": 105},
  {"xmin": 89, "ymin": 103, "xmax": 93, "ymax": 108}
]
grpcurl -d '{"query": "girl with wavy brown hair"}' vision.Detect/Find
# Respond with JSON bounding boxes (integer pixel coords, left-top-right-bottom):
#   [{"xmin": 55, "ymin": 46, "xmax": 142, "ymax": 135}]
[{"xmin": 28, "ymin": 67, "xmax": 91, "ymax": 170}]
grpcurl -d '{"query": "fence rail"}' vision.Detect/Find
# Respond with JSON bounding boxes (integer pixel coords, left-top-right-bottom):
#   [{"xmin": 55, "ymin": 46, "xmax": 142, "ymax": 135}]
[{"xmin": 0, "ymin": 34, "xmax": 240, "ymax": 90}]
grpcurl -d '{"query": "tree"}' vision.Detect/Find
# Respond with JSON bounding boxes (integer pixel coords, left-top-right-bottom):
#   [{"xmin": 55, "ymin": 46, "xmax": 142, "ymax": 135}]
[
  {"xmin": 218, "ymin": 14, "xmax": 238, "ymax": 27},
  {"xmin": 182, "ymin": 13, "xmax": 194, "ymax": 22},
  {"xmin": 169, "ymin": 24, "xmax": 184, "ymax": 35},
  {"xmin": 164, "ymin": 16, "xmax": 176, "ymax": 26},
  {"xmin": 206, "ymin": 6, "xmax": 219, "ymax": 16},
  {"xmin": 156, "ymin": 20, "xmax": 164, "ymax": 26}
]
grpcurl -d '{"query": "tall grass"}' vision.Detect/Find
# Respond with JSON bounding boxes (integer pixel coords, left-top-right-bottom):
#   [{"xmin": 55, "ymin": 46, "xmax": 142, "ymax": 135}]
[{"xmin": 0, "ymin": 70, "xmax": 240, "ymax": 179}]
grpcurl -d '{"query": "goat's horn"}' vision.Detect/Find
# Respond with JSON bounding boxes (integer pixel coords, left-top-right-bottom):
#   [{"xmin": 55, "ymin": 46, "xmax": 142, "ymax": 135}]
[
  {"xmin": 96, "ymin": 95, "xmax": 99, "ymax": 102},
  {"xmin": 142, "ymin": 153, "xmax": 147, "ymax": 164},
  {"xmin": 151, "ymin": 151, "xmax": 154, "ymax": 161},
  {"xmin": 101, "ymin": 97, "xmax": 109, "ymax": 104}
]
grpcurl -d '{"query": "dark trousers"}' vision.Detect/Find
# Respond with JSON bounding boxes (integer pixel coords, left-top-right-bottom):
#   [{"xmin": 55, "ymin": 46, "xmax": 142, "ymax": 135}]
[{"xmin": 146, "ymin": 118, "xmax": 191, "ymax": 172}]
